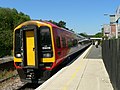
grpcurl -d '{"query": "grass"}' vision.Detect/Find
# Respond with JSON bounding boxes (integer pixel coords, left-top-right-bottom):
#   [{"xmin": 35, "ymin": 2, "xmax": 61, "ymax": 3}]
[{"xmin": 0, "ymin": 69, "xmax": 17, "ymax": 81}]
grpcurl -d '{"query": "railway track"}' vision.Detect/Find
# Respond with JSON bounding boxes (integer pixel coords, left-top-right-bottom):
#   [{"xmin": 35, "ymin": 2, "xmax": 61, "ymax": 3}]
[
  {"xmin": 0, "ymin": 56, "xmax": 16, "ymax": 84},
  {"xmin": 0, "ymin": 56, "xmax": 13, "ymax": 64},
  {"xmin": 0, "ymin": 73, "xmax": 18, "ymax": 83}
]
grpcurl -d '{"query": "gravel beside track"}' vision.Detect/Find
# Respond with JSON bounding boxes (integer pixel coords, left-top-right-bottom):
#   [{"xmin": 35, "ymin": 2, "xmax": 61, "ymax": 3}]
[{"xmin": 0, "ymin": 76, "xmax": 26, "ymax": 90}]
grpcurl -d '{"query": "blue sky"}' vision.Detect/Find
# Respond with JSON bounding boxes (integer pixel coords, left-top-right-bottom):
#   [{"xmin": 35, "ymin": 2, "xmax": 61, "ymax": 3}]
[{"xmin": 0, "ymin": 0, "xmax": 120, "ymax": 34}]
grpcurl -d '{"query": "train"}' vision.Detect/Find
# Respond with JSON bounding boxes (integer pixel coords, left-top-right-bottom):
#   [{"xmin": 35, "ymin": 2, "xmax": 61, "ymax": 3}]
[{"xmin": 13, "ymin": 20, "xmax": 91, "ymax": 83}]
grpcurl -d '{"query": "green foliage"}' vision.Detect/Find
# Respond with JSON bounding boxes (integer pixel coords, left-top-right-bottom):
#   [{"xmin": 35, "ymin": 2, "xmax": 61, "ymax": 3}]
[
  {"xmin": 48, "ymin": 20, "xmax": 70, "ymax": 30},
  {"xmin": 102, "ymin": 35, "xmax": 109, "ymax": 40},
  {"xmin": 79, "ymin": 32, "xmax": 103, "ymax": 38},
  {"xmin": 79, "ymin": 33, "xmax": 88, "ymax": 37},
  {"xmin": 94, "ymin": 32, "xmax": 102, "ymax": 38},
  {"xmin": 118, "ymin": 35, "xmax": 120, "ymax": 38},
  {"xmin": 0, "ymin": 7, "xmax": 30, "ymax": 57},
  {"xmin": 57, "ymin": 20, "xmax": 66, "ymax": 28}
]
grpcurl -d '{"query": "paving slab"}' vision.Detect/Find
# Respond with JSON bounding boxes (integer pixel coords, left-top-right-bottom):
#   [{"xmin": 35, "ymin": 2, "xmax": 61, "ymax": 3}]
[
  {"xmin": 85, "ymin": 45, "xmax": 102, "ymax": 59},
  {"xmin": 77, "ymin": 59, "xmax": 113, "ymax": 90}
]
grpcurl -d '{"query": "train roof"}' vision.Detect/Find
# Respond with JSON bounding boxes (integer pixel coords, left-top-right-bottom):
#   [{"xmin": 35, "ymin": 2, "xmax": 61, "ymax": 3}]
[
  {"xmin": 14, "ymin": 20, "xmax": 79, "ymax": 36},
  {"xmin": 42, "ymin": 21, "xmax": 59, "ymax": 28},
  {"xmin": 41, "ymin": 20, "xmax": 77, "ymax": 34}
]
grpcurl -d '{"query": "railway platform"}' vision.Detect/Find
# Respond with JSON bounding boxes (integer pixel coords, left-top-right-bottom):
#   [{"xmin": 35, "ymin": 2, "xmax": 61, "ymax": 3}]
[{"xmin": 36, "ymin": 45, "xmax": 113, "ymax": 90}]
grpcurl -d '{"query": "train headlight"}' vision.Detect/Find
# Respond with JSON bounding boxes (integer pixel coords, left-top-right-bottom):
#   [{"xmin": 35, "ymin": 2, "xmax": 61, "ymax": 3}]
[{"xmin": 16, "ymin": 54, "xmax": 21, "ymax": 58}]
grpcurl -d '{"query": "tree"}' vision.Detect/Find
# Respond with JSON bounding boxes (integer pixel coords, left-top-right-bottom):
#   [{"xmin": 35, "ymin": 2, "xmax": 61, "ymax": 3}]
[
  {"xmin": 0, "ymin": 7, "xmax": 30, "ymax": 57},
  {"xmin": 48, "ymin": 20, "xmax": 58, "ymax": 26},
  {"xmin": 48, "ymin": 20, "xmax": 67, "ymax": 29},
  {"xmin": 79, "ymin": 33, "xmax": 88, "ymax": 37},
  {"xmin": 58, "ymin": 20, "xmax": 66, "ymax": 28},
  {"xmin": 70, "ymin": 29, "xmax": 74, "ymax": 32},
  {"xmin": 94, "ymin": 32, "xmax": 102, "ymax": 38}
]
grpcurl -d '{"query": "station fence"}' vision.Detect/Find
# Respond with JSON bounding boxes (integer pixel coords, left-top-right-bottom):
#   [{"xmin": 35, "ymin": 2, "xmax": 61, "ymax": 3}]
[{"xmin": 102, "ymin": 39, "xmax": 120, "ymax": 90}]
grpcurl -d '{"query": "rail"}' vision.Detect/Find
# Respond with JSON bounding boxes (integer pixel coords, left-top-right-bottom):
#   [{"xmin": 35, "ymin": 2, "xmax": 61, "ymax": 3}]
[{"xmin": 0, "ymin": 56, "xmax": 13, "ymax": 64}]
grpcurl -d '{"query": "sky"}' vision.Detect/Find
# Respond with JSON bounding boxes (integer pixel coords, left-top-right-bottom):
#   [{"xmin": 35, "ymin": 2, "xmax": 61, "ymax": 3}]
[{"xmin": 0, "ymin": 0, "xmax": 120, "ymax": 35}]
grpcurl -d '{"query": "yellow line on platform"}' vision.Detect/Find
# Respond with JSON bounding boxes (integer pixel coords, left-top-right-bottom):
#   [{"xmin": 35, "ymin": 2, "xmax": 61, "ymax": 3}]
[
  {"xmin": 62, "ymin": 45, "xmax": 92, "ymax": 90},
  {"xmin": 62, "ymin": 60, "xmax": 84, "ymax": 90}
]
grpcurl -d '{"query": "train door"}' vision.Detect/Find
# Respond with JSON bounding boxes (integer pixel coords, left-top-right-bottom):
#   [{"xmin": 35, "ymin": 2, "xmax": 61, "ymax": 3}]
[
  {"xmin": 25, "ymin": 30, "xmax": 35, "ymax": 66},
  {"xmin": 21, "ymin": 26, "xmax": 39, "ymax": 68}
]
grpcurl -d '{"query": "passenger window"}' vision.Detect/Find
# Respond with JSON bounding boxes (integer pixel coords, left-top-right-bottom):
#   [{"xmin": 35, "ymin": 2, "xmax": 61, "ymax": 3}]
[
  {"xmin": 68, "ymin": 39, "xmax": 73, "ymax": 48},
  {"xmin": 62, "ymin": 37, "xmax": 66, "ymax": 48},
  {"xmin": 56, "ymin": 36, "xmax": 61, "ymax": 48},
  {"xmin": 73, "ymin": 39, "xmax": 78, "ymax": 46}
]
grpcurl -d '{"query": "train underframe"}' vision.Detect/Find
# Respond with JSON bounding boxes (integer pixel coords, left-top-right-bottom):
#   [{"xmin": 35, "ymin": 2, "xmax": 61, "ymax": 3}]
[{"xmin": 17, "ymin": 68, "xmax": 52, "ymax": 83}]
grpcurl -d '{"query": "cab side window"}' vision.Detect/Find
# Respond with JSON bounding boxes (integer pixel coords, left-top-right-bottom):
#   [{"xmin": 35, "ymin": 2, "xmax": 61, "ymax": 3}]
[{"xmin": 62, "ymin": 37, "xmax": 66, "ymax": 48}]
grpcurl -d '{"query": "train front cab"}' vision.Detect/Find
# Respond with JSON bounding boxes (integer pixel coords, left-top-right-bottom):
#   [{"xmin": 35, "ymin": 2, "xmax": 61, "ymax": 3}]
[{"xmin": 14, "ymin": 22, "xmax": 55, "ymax": 83}]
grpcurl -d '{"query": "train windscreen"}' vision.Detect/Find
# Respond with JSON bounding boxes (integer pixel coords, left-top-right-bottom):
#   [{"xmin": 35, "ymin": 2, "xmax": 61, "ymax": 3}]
[{"xmin": 40, "ymin": 26, "xmax": 53, "ymax": 58}]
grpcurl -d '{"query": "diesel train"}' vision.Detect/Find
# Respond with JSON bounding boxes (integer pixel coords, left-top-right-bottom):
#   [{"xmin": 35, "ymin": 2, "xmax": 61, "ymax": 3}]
[{"xmin": 13, "ymin": 20, "xmax": 91, "ymax": 83}]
